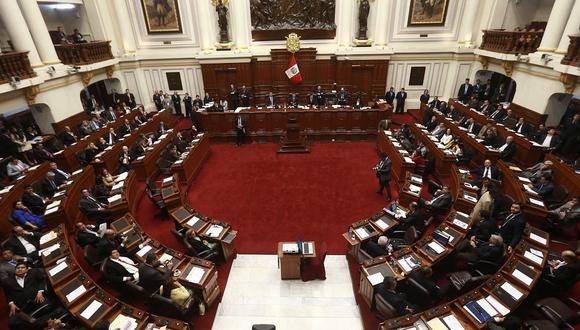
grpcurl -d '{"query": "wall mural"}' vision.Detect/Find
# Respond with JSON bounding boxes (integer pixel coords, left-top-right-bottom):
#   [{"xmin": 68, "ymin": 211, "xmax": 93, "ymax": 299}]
[
  {"xmin": 250, "ymin": 0, "xmax": 336, "ymax": 40},
  {"xmin": 141, "ymin": 0, "xmax": 182, "ymax": 34},
  {"xmin": 407, "ymin": 0, "xmax": 449, "ymax": 26}
]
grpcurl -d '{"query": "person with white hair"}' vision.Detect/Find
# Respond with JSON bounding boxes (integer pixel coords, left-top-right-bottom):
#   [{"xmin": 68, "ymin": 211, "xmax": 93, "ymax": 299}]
[
  {"xmin": 453, "ymin": 234, "xmax": 504, "ymax": 264},
  {"xmin": 363, "ymin": 235, "xmax": 393, "ymax": 258}
]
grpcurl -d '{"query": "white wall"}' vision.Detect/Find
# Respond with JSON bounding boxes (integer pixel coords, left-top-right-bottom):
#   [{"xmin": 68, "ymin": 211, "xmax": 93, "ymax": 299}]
[
  {"xmin": 545, "ymin": 93, "xmax": 574, "ymax": 126},
  {"xmin": 38, "ymin": 3, "xmax": 93, "ymax": 39},
  {"xmin": 501, "ymin": 0, "xmax": 554, "ymax": 30}
]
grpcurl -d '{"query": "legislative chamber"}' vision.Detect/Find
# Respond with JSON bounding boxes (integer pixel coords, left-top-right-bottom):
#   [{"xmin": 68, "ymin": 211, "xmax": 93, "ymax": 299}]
[{"xmin": 0, "ymin": 0, "xmax": 578, "ymax": 330}]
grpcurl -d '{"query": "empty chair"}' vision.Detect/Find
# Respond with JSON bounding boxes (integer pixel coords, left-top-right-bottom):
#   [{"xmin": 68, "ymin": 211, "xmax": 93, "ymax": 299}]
[
  {"xmin": 84, "ymin": 244, "xmax": 104, "ymax": 268},
  {"xmin": 389, "ymin": 226, "xmax": 419, "ymax": 251},
  {"xmin": 374, "ymin": 293, "xmax": 398, "ymax": 321},
  {"xmin": 448, "ymin": 270, "xmax": 491, "ymax": 293},
  {"xmin": 252, "ymin": 325, "xmax": 276, "ymax": 330},
  {"xmin": 533, "ymin": 297, "xmax": 580, "ymax": 329},
  {"xmin": 146, "ymin": 187, "xmax": 167, "ymax": 217},
  {"xmin": 301, "ymin": 242, "xmax": 327, "ymax": 281},
  {"xmin": 402, "ymin": 277, "xmax": 433, "ymax": 310}
]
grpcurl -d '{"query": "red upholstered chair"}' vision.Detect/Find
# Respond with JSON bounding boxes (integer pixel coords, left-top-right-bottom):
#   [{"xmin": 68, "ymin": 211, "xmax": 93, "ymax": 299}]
[{"xmin": 301, "ymin": 242, "xmax": 327, "ymax": 281}]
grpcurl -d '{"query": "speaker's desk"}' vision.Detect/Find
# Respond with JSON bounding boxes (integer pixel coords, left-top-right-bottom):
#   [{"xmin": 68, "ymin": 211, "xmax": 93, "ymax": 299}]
[{"xmin": 277, "ymin": 241, "xmax": 316, "ymax": 280}]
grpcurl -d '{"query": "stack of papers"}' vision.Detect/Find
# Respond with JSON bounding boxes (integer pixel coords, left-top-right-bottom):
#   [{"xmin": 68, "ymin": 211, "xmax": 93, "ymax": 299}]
[
  {"xmin": 442, "ymin": 314, "xmax": 464, "ymax": 330},
  {"xmin": 427, "ymin": 241, "xmax": 445, "ymax": 254},
  {"xmin": 374, "ymin": 219, "xmax": 389, "ymax": 230},
  {"xmin": 523, "ymin": 185, "xmax": 538, "ymax": 195},
  {"xmin": 512, "ymin": 269, "xmax": 533, "ymax": 286},
  {"xmin": 367, "ymin": 272, "xmax": 384, "ymax": 286},
  {"xmin": 282, "ymin": 243, "xmax": 299, "ymax": 253},
  {"xmin": 41, "ymin": 243, "xmax": 60, "ymax": 256},
  {"xmin": 65, "ymin": 284, "xmax": 87, "ymax": 302},
  {"xmin": 110, "ymin": 314, "xmax": 138, "ymax": 330},
  {"xmin": 206, "ymin": 225, "xmax": 223, "ymax": 238},
  {"xmin": 162, "ymin": 177, "xmax": 174, "ymax": 184},
  {"xmin": 486, "ymin": 295, "xmax": 510, "ymax": 316},
  {"xmin": 115, "ymin": 172, "xmax": 129, "ymax": 182},
  {"xmin": 404, "ymin": 156, "xmax": 414, "ymax": 163},
  {"xmin": 159, "ymin": 253, "xmax": 172, "ymax": 263},
  {"xmin": 49, "ymin": 261, "xmax": 68, "ymax": 277},
  {"xmin": 464, "ymin": 194, "xmax": 478, "ymax": 203},
  {"xmin": 410, "ymin": 176, "xmax": 422, "ymax": 184},
  {"xmin": 501, "ymin": 282, "xmax": 524, "ymax": 300},
  {"xmin": 518, "ymin": 176, "xmax": 531, "ymax": 183},
  {"xmin": 186, "ymin": 216, "xmax": 201, "ymax": 227},
  {"xmin": 45, "ymin": 207, "xmax": 59, "ymax": 216},
  {"xmin": 112, "ymin": 181, "xmax": 124, "ymax": 191},
  {"xmin": 355, "ymin": 227, "xmax": 369, "ymax": 239},
  {"xmin": 453, "ymin": 218, "xmax": 469, "ymax": 230},
  {"xmin": 186, "ymin": 266, "xmax": 206, "ymax": 284},
  {"xmin": 80, "ymin": 300, "xmax": 102, "ymax": 320},
  {"xmin": 529, "ymin": 198, "xmax": 545, "ymax": 207},
  {"xmin": 463, "ymin": 298, "xmax": 498, "ymax": 323},
  {"xmin": 40, "ymin": 231, "xmax": 58, "ymax": 244},
  {"xmin": 529, "ymin": 232, "xmax": 547, "ymax": 245},
  {"xmin": 108, "ymin": 194, "xmax": 122, "ymax": 204},
  {"xmin": 523, "ymin": 251, "xmax": 543, "ymax": 265},
  {"xmin": 136, "ymin": 245, "xmax": 152, "ymax": 257},
  {"xmin": 408, "ymin": 184, "xmax": 421, "ymax": 194}
]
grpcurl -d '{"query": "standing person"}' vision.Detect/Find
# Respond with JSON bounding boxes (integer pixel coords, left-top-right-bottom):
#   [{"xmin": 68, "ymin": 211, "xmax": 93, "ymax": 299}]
[
  {"xmin": 235, "ymin": 115, "xmax": 246, "ymax": 146},
  {"xmin": 375, "ymin": 153, "xmax": 392, "ymax": 200},
  {"xmin": 240, "ymin": 85, "xmax": 250, "ymax": 107},
  {"xmin": 457, "ymin": 78, "xmax": 473, "ymax": 103},
  {"xmin": 229, "ymin": 84, "xmax": 239, "ymax": 110},
  {"xmin": 183, "ymin": 93, "xmax": 193, "ymax": 119},
  {"xmin": 395, "ymin": 88, "xmax": 407, "ymax": 113},
  {"xmin": 171, "ymin": 91, "xmax": 182, "ymax": 116},
  {"xmin": 384, "ymin": 87, "xmax": 395, "ymax": 106},
  {"xmin": 420, "ymin": 89, "xmax": 430, "ymax": 104}
]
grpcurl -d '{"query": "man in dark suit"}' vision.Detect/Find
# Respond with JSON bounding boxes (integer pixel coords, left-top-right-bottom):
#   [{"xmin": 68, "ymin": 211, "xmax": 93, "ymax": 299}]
[
  {"xmin": 104, "ymin": 107, "xmax": 118, "ymax": 122},
  {"xmin": 395, "ymin": 88, "xmax": 407, "ymax": 113},
  {"xmin": 104, "ymin": 127, "xmax": 118, "ymax": 145},
  {"xmin": 472, "ymin": 159, "xmax": 501, "ymax": 183},
  {"xmin": 21, "ymin": 185, "xmax": 47, "ymax": 215},
  {"xmin": 337, "ymin": 88, "xmax": 349, "ymax": 106},
  {"xmin": 240, "ymin": 86, "xmax": 251, "ymax": 107},
  {"xmin": 139, "ymin": 253, "xmax": 172, "ymax": 295},
  {"xmin": 543, "ymin": 250, "xmax": 580, "ymax": 287},
  {"xmin": 40, "ymin": 172, "xmax": 59, "ymax": 199},
  {"xmin": 78, "ymin": 189, "xmax": 112, "ymax": 222},
  {"xmin": 457, "ymin": 78, "xmax": 473, "ymax": 103},
  {"xmin": 363, "ymin": 236, "xmax": 392, "ymax": 258},
  {"xmin": 501, "ymin": 109, "xmax": 517, "ymax": 128},
  {"xmin": 75, "ymin": 222, "xmax": 101, "ymax": 247},
  {"xmin": 472, "ymin": 79, "xmax": 483, "ymax": 100},
  {"xmin": 482, "ymin": 79, "xmax": 491, "ymax": 100},
  {"xmin": 461, "ymin": 118, "xmax": 481, "ymax": 135},
  {"xmin": 454, "ymin": 234, "xmax": 504, "ymax": 264},
  {"xmin": 499, "ymin": 203, "xmax": 526, "ymax": 253},
  {"xmin": 109, "ymin": 89, "xmax": 120, "ymax": 107},
  {"xmin": 2, "ymin": 227, "xmax": 40, "ymax": 261},
  {"xmin": 32, "ymin": 143, "xmax": 54, "ymax": 163},
  {"xmin": 315, "ymin": 86, "xmax": 326, "ymax": 107},
  {"xmin": 183, "ymin": 92, "xmax": 193, "ymax": 119},
  {"xmin": 428, "ymin": 96, "xmax": 441, "ymax": 109},
  {"xmin": 514, "ymin": 118, "xmax": 531, "ymax": 136},
  {"xmin": 96, "ymin": 230, "xmax": 127, "ymax": 260},
  {"xmin": 102, "ymin": 249, "xmax": 137, "ymax": 287},
  {"xmin": 489, "ymin": 105, "xmax": 507, "ymax": 122},
  {"xmin": 375, "ymin": 153, "xmax": 392, "ymax": 200},
  {"xmin": 265, "ymin": 92, "xmax": 276, "ymax": 107},
  {"xmin": 418, "ymin": 185, "xmax": 452, "ymax": 214},
  {"xmin": 409, "ymin": 266, "xmax": 447, "ymax": 300},
  {"xmin": 398, "ymin": 202, "xmax": 426, "ymax": 233},
  {"xmin": 118, "ymin": 119, "xmax": 132, "ymax": 136},
  {"xmin": 171, "ymin": 92, "xmax": 182, "ymax": 116},
  {"xmin": 0, "ymin": 248, "xmax": 20, "ymax": 284},
  {"xmin": 498, "ymin": 136, "xmax": 517, "ymax": 161},
  {"xmin": 384, "ymin": 87, "xmax": 395, "ymax": 106},
  {"xmin": 203, "ymin": 92, "xmax": 213, "ymax": 105},
  {"xmin": 479, "ymin": 100, "xmax": 494, "ymax": 116},
  {"xmin": 288, "ymin": 93, "xmax": 299, "ymax": 108},
  {"xmin": 538, "ymin": 128, "xmax": 561, "ymax": 149},
  {"xmin": 235, "ymin": 115, "xmax": 247, "ymax": 146},
  {"xmin": 228, "ymin": 84, "xmax": 239, "ymax": 110},
  {"xmin": 4, "ymin": 262, "xmax": 54, "ymax": 328},
  {"xmin": 59, "ymin": 126, "xmax": 77, "ymax": 146},
  {"xmin": 119, "ymin": 146, "xmax": 132, "ymax": 173},
  {"xmin": 375, "ymin": 276, "xmax": 415, "ymax": 316},
  {"xmin": 124, "ymin": 89, "xmax": 136, "ymax": 108},
  {"xmin": 527, "ymin": 174, "xmax": 554, "ymax": 198}
]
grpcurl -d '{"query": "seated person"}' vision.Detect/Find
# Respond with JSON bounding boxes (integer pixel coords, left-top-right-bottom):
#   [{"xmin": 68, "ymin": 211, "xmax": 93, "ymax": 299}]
[
  {"xmin": 481, "ymin": 126, "xmax": 498, "ymax": 146},
  {"xmin": 184, "ymin": 228, "xmax": 217, "ymax": 256},
  {"xmin": 103, "ymin": 249, "xmax": 139, "ymax": 285},
  {"xmin": 453, "ymin": 234, "xmax": 504, "ymax": 264},
  {"xmin": 514, "ymin": 117, "xmax": 531, "ymax": 136},
  {"xmin": 59, "ymin": 125, "xmax": 77, "ymax": 146},
  {"xmin": 362, "ymin": 236, "xmax": 392, "ymax": 258},
  {"xmin": 6, "ymin": 158, "xmax": 30, "ymax": 180},
  {"xmin": 101, "ymin": 168, "xmax": 117, "ymax": 190},
  {"xmin": 75, "ymin": 222, "xmax": 101, "ymax": 247},
  {"xmin": 542, "ymin": 250, "xmax": 579, "ymax": 287},
  {"xmin": 408, "ymin": 266, "xmax": 448, "ymax": 301},
  {"xmin": 418, "ymin": 185, "xmax": 452, "ymax": 214},
  {"xmin": 139, "ymin": 253, "xmax": 173, "ymax": 295},
  {"xmin": 2, "ymin": 226, "xmax": 40, "ymax": 261},
  {"xmin": 398, "ymin": 202, "xmax": 425, "ymax": 233},
  {"xmin": 118, "ymin": 146, "xmax": 132, "ymax": 173},
  {"xmin": 375, "ymin": 276, "xmax": 416, "ymax": 316},
  {"xmin": 32, "ymin": 143, "xmax": 54, "ymax": 163},
  {"xmin": 4, "ymin": 262, "xmax": 55, "ymax": 329},
  {"xmin": 84, "ymin": 142, "xmax": 100, "ymax": 163},
  {"xmin": 95, "ymin": 229, "xmax": 127, "ymax": 259},
  {"xmin": 104, "ymin": 127, "xmax": 118, "ymax": 145},
  {"xmin": 440, "ymin": 129, "xmax": 454, "ymax": 147},
  {"xmin": 430, "ymin": 123, "xmax": 446, "ymax": 139},
  {"xmin": 498, "ymin": 136, "xmax": 516, "ymax": 161},
  {"xmin": 538, "ymin": 128, "xmax": 561, "ymax": 149},
  {"xmin": 467, "ymin": 210, "xmax": 497, "ymax": 243},
  {"xmin": 471, "ymin": 159, "xmax": 501, "ymax": 184},
  {"xmin": 411, "ymin": 150, "xmax": 426, "ymax": 169},
  {"xmin": 160, "ymin": 276, "xmax": 195, "ymax": 312},
  {"xmin": 0, "ymin": 248, "xmax": 21, "ymax": 284},
  {"xmin": 165, "ymin": 144, "xmax": 181, "ymax": 163},
  {"xmin": 461, "ymin": 118, "xmax": 481, "ymax": 135},
  {"xmin": 547, "ymin": 196, "xmax": 579, "ymax": 225},
  {"xmin": 48, "ymin": 162, "xmax": 70, "ymax": 186},
  {"xmin": 526, "ymin": 174, "xmax": 554, "ymax": 198},
  {"xmin": 498, "ymin": 203, "xmax": 525, "ymax": 253},
  {"xmin": 21, "ymin": 184, "xmax": 48, "ymax": 215},
  {"xmin": 78, "ymin": 188, "xmax": 112, "ymax": 222},
  {"xmin": 12, "ymin": 200, "xmax": 47, "ymax": 230},
  {"xmin": 78, "ymin": 120, "xmax": 93, "ymax": 137},
  {"xmin": 521, "ymin": 160, "xmax": 553, "ymax": 183},
  {"xmin": 41, "ymin": 172, "xmax": 60, "ymax": 198},
  {"xmin": 95, "ymin": 137, "xmax": 109, "ymax": 151}
]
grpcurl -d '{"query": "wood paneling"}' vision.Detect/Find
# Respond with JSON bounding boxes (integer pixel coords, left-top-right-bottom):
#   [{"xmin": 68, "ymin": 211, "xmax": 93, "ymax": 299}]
[{"xmin": 201, "ymin": 48, "xmax": 388, "ymax": 106}]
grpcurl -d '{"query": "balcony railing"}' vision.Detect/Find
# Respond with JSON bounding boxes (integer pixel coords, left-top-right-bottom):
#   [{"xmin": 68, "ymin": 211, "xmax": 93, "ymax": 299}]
[
  {"xmin": 54, "ymin": 41, "xmax": 114, "ymax": 65},
  {"xmin": 561, "ymin": 35, "xmax": 579, "ymax": 67},
  {"xmin": 480, "ymin": 29, "xmax": 543, "ymax": 55},
  {"xmin": 0, "ymin": 51, "xmax": 36, "ymax": 85}
]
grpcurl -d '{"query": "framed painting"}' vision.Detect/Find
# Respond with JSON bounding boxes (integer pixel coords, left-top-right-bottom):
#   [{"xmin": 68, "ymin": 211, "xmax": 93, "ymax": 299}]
[
  {"xmin": 407, "ymin": 0, "xmax": 449, "ymax": 26},
  {"xmin": 141, "ymin": 0, "xmax": 182, "ymax": 34}
]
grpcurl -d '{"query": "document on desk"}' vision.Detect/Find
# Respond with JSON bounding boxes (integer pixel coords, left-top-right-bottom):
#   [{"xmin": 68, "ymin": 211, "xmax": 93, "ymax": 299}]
[
  {"xmin": 529, "ymin": 233, "xmax": 547, "ymax": 245},
  {"xmin": 375, "ymin": 219, "xmax": 389, "ymax": 230},
  {"xmin": 108, "ymin": 194, "xmax": 122, "ymax": 204},
  {"xmin": 427, "ymin": 241, "xmax": 445, "ymax": 254},
  {"xmin": 452, "ymin": 218, "xmax": 469, "ymax": 230},
  {"xmin": 367, "ymin": 272, "xmax": 384, "ymax": 286},
  {"xmin": 410, "ymin": 176, "xmax": 422, "ymax": 184},
  {"xmin": 426, "ymin": 317, "xmax": 448, "ymax": 330},
  {"xmin": 392, "ymin": 141, "xmax": 401, "ymax": 147},
  {"xmin": 186, "ymin": 216, "xmax": 200, "ymax": 227},
  {"xmin": 115, "ymin": 172, "xmax": 129, "ymax": 182},
  {"xmin": 501, "ymin": 282, "xmax": 524, "ymax": 300},
  {"xmin": 112, "ymin": 181, "xmax": 124, "ymax": 191},
  {"xmin": 136, "ymin": 156, "xmax": 145, "ymax": 161},
  {"xmin": 66, "ymin": 284, "xmax": 87, "ymax": 302},
  {"xmin": 40, "ymin": 231, "xmax": 58, "ymax": 244},
  {"xmin": 463, "ymin": 193, "xmax": 478, "ymax": 203},
  {"xmin": 485, "ymin": 295, "xmax": 510, "ymax": 316},
  {"xmin": 110, "ymin": 314, "xmax": 138, "ymax": 330},
  {"xmin": 512, "ymin": 269, "xmax": 533, "ymax": 286},
  {"xmin": 476, "ymin": 298, "xmax": 499, "ymax": 318},
  {"xmin": 41, "ymin": 243, "xmax": 60, "ymax": 256},
  {"xmin": 80, "ymin": 300, "xmax": 102, "ymax": 320},
  {"xmin": 524, "ymin": 251, "xmax": 543, "ymax": 265},
  {"xmin": 159, "ymin": 253, "xmax": 172, "ymax": 263},
  {"xmin": 384, "ymin": 130, "xmax": 392, "ymax": 136},
  {"xmin": 136, "ymin": 245, "xmax": 152, "ymax": 257},
  {"xmin": 408, "ymin": 184, "xmax": 422, "ymax": 194},
  {"xmin": 442, "ymin": 314, "xmax": 465, "ymax": 330},
  {"xmin": 404, "ymin": 156, "xmax": 414, "ymax": 163},
  {"xmin": 49, "ymin": 261, "xmax": 68, "ymax": 277},
  {"xmin": 529, "ymin": 198, "xmax": 545, "ymax": 208},
  {"xmin": 162, "ymin": 177, "xmax": 174, "ymax": 184},
  {"xmin": 174, "ymin": 159, "xmax": 183, "ymax": 165},
  {"xmin": 398, "ymin": 258, "xmax": 413, "ymax": 273},
  {"xmin": 186, "ymin": 266, "xmax": 206, "ymax": 284},
  {"xmin": 355, "ymin": 227, "xmax": 369, "ymax": 239},
  {"xmin": 46, "ymin": 200, "xmax": 61, "ymax": 209},
  {"xmin": 206, "ymin": 225, "xmax": 224, "ymax": 238},
  {"xmin": 523, "ymin": 185, "xmax": 538, "ymax": 195}
]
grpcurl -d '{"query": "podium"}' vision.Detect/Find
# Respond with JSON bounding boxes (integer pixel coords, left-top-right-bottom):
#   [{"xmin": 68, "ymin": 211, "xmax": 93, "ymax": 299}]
[
  {"xmin": 277, "ymin": 241, "xmax": 316, "ymax": 280},
  {"xmin": 278, "ymin": 117, "xmax": 310, "ymax": 153}
]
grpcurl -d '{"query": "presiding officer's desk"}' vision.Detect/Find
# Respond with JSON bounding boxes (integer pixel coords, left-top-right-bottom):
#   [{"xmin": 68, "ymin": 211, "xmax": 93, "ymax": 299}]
[
  {"xmin": 277, "ymin": 241, "xmax": 316, "ymax": 280},
  {"xmin": 199, "ymin": 103, "xmax": 392, "ymax": 142}
]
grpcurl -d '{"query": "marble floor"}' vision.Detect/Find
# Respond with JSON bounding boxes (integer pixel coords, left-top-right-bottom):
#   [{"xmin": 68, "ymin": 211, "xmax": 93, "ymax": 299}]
[{"xmin": 211, "ymin": 254, "xmax": 364, "ymax": 330}]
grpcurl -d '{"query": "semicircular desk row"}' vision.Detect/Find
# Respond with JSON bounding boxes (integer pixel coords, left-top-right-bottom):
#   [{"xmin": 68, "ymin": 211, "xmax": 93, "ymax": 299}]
[
  {"xmin": 345, "ymin": 114, "xmax": 566, "ymax": 329},
  {"xmin": 1, "ymin": 110, "xmax": 236, "ymax": 329}
]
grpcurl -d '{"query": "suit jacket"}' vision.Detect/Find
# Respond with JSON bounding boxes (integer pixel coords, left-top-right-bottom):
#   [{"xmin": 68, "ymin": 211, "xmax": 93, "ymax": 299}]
[
  {"xmin": 235, "ymin": 116, "xmax": 247, "ymax": 130},
  {"xmin": 288, "ymin": 95, "xmax": 299, "ymax": 107},
  {"xmin": 499, "ymin": 213, "xmax": 526, "ymax": 248},
  {"xmin": 0, "ymin": 260, "xmax": 16, "ymax": 284},
  {"xmin": 22, "ymin": 192, "xmax": 45, "ymax": 215},
  {"xmin": 472, "ymin": 166, "xmax": 501, "ymax": 181},
  {"xmin": 104, "ymin": 259, "xmax": 132, "ymax": 284},
  {"xmin": 49, "ymin": 169, "xmax": 69, "ymax": 186},
  {"xmin": 79, "ymin": 196, "xmax": 105, "ymax": 219},
  {"xmin": 3, "ymin": 268, "xmax": 46, "ymax": 308},
  {"xmin": 138, "ymin": 264, "xmax": 171, "ymax": 294},
  {"xmin": 420, "ymin": 94, "xmax": 430, "ymax": 104},
  {"xmin": 77, "ymin": 229, "xmax": 100, "ymax": 247},
  {"xmin": 183, "ymin": 96, "xmax": 193, "ymax": 110},
  {"xmin": 41, "ymin": 178, "xmax": 58, "ymax": 198},
  {"xmin": 533, "ymin": 181, "xmax": 554, "ymax": 197},
  {"xmin": 430, "ymin": 192, "xmax": 452, "ymax": 211},
  {"xmin": 104, "ymin": 111, "xmax": 117, "ymax": 122},
  {"xmin": 476, "ymin": 243, "xmax": 503, "ymax": 262},
  {"xmin": 515, "ymin": 122, "xmax": 531, "ymax": 135},
  {"xmin": 375, "ymin": 285, "xmax": 411, "ymax": 316},
  {"xmin": 363, "ymin": 240, "xmax": 389, "ymax": 258},
  {"xmin": 385, "ymin": 91, "xmax": 395, "ymax": 105},
  {"xmin": 428, "ymin": 99, "xmax": 441, "ymax": 109},
  {"xmin": 33, "ymin": 147, "xmax": 53, "ymax": 163},
  {"xmin": 265, "ymin": 95, "xmax": 276, "ymax": 107},
  {"xmin": 461, "ymin": 120, "xmax": 481, "ymax": 135},
  {"xmin": 377, "ymin": 158, "xmax": 392, "ymax": 181},
  {"xmin": 203, "ymin": 96, "xmax": 213, "ymax": 105},
  {"xmin": 552, "ymin": 260, "xmax": 580, "ymax": 285},
  {"xmin": 171, "ymin": 94, "xmax": 181, "ymax": 107},
  {"xmin": 409, "ymin": 272, "xmax": 441, "ymax": 299},
  {"xmin": 79, "ymin": 125, "xmax": 92, "ymax": 137},
  {"xmin": 396, "ymin": 92, "xmax": 407, "ymax": 103},
  {"xmin": 3, "ymin": 233, "xmax": 40, "ymax": 258},
  {"xmin": 59, "ymin": 131, "xmax": 77, "ymax": 146},
  {"xmin": 118, "ymin": 124, "xmax": 132, "ymax": 136},
  {"xmin": 96, "ymin": 237, "xmax": 119, "ymax": 260},
  {"xmin": 499, "ymin": 142, "xmax": 516, "ymax": 161},
  {"xmin": 469, "ymin": 218, "xmax": 497, "ymax": 242},
  {"xmin": 539, "ymin": 134, "xmax": 561, "ymax": 148},
  {"xmin": 458, "ymin": 83, "xmax": 473, "ymax": 101},
  {"xmin": 125, "ymin": 93, "xmax": 136, "ymax": 108},
  {"xmin": 400, "ymin": 210, "xmax": 426, "ymax": 233}
]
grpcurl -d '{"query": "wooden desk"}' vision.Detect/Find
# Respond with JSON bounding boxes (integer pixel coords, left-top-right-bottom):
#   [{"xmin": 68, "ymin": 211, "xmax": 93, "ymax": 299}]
[
  {"xmin": 277, "ymin": 241, "xmax": 316, "ymax": 280},
  {"xmin": 171, "ymin": 133, "xmax": 210, "ymax": 186},
  {"xmin": 131, "ymin": 130, "xmax": 177, "ymax": 181},
  {"xmin": 359, "ymin": 256, "xmax": 401, "ymax": 307},
  {"xmin": 377, "ymin": 130, "xmax": 415, "ymax": 182},
  {"xmin": 545, "ymin": 153, "xmax": 580, "ymax": 197},
  {"xmin": 408, "ymin": 123, "xmax": 457, "ymax": 175},
  {"xmin": 199, "ymin": 105, "xmax": 391, "ymax": 143}
]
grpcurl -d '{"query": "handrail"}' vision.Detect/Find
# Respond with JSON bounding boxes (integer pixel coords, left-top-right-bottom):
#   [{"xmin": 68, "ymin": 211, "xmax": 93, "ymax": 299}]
[
  {"xmin": 480, "ymin": 30, "xmax": 543, "ymax": 55},
  {"xmin": 54, "ymin": 41, "xmax": 114, "ymax": 65},
  {"xmin": 0, "ymin": 51, "xmax": 36, "ymax": 84}
]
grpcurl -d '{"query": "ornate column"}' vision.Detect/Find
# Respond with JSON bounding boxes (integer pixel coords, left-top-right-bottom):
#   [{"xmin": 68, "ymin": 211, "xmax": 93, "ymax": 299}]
[
  {"xmin": 195, "ymin": 0, "xmax": 216, "ymax": 52},
  {"xmin": 18, "ymin": 0, "xmax": 61, "ymax": 65},
  {"xmin": 538, "ymin": 0, "xmax": 574, "ymax": 52},
  {"xmin": 336, "ymin": 0, "xmax": 354, "ymax": 48},
  {"xmin": 458, "ymin": 0, "xmax": 480, "ymax": 46},
  {"xmin": 0, "ymin": 0, "xmax": 42, "ymax": 66},
  {"xmin": 556, "ymin": 0, "xmax": 580, "ymax": 54},
  {"xmin": 111, "ymin": 0, "xmax": 136, "ymax": 54},
  {"xmin": 229, "ymin": 0, "xmax": 251, "ymax": 50},
  {"xmin": 373, "ymin": 0, "xmax": 390, "ymax": 47}
]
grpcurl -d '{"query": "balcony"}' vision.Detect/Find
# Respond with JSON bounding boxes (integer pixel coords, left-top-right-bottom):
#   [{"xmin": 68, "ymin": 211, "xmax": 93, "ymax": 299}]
[
  {"xmin": 54, "ymin": 41, "xmax": 114, "ymax": 66},
  {"xmin": 480, "ymin": 29, "xmax": 543, "ymax": 55},
  {"xmin": 0, "ymin": 51, "xmax": 36, "ymax": 85},
  {"xmin": 561, "ymin": 35, "xmax": 579, "ymax": 67}
]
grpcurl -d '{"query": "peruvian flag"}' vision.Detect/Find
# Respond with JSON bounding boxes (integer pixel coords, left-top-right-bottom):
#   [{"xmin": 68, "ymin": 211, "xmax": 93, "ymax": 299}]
[{"xmin": 285, "ymin": 54, "xmax": 302, "ymax": 84}]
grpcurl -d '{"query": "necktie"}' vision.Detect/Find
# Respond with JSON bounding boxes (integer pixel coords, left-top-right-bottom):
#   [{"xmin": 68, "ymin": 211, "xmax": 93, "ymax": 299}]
[{"xmin": 484, "ymin": 168, "xmax": 489, "ymax": 178}]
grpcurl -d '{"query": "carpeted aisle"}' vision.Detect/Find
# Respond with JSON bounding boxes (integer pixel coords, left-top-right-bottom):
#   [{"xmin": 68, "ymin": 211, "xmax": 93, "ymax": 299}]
[{"xmin": 182, "ymin": 141, "xmax": 395, "ymax": 255}]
